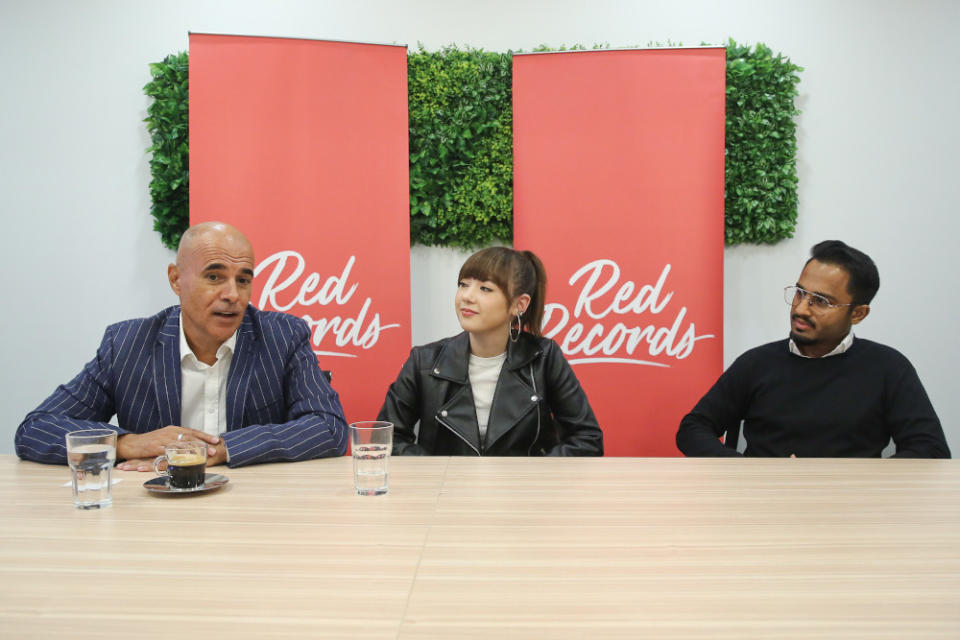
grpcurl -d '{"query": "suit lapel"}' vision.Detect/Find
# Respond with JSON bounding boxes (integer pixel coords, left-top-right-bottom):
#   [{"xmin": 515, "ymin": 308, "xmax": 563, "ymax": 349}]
[
  {"xmin": 153, "ymin": 308, "xmax": 182, "ymax": 428},
  {"xmin": 226, "ymin": 309, "xmax": 257, "ymax": 432}
]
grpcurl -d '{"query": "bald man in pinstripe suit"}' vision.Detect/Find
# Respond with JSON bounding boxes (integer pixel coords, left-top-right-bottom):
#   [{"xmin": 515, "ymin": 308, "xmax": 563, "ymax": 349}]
[{"xmin": 15, "ymin": 222, "xmax": 348, "ymax": 469}]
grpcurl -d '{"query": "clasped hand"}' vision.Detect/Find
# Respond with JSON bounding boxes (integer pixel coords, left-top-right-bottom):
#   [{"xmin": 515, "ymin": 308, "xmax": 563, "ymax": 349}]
[{"xmin": 115, "ymin": 426, "xmax": 224, "ymax": 471}]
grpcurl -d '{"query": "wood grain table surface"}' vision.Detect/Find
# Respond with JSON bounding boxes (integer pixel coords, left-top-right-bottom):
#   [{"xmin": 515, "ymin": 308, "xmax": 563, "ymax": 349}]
[{"xmin": 1, "ymin": 455, "xmax": 958, "ymax": 639}]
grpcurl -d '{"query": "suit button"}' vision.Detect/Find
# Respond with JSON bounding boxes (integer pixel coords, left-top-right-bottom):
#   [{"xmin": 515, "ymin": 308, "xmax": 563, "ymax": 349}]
[
  {"xmin": 531, "ymin": 395, "xmax": 539, "ymax": 402},
  {"xmin": 440, "ymin": 410, "xmax": 448, "ymax": 417},
  {"xmin": 433, "ymin": 368, "xmax": 440, "ymax": 374}
]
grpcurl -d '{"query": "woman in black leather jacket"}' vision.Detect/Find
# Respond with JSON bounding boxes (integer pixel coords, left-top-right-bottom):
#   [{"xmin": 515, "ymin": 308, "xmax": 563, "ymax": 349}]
[{"xmin": 377, "ymin": 247, "xmax": 603, "ymax": 456}]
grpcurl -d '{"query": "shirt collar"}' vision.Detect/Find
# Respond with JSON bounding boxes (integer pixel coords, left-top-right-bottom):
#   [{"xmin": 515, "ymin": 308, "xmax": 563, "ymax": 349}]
[
  {"xmin": 789, "ymin": 331, "xmax": 854, "ymax": 359},
  {"xmin": 179, "ymin": 312, "xmax": 237, "ymax": 364}
]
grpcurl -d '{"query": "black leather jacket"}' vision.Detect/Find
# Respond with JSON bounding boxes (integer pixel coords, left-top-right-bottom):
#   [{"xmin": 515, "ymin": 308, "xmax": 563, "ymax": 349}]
[{"xmin": 377, "ymin": 332, "xmax": 603, "ymax": 456}]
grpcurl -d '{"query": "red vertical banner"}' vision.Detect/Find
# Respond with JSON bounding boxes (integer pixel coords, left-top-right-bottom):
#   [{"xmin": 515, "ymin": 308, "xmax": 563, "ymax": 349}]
[
  {"xmin": 513, "ymin": 48, "xmax": 726, "ymax": 456},
  {"xmin": 189, "ymin": 34, "xmax": 410, "ymax": 426}
]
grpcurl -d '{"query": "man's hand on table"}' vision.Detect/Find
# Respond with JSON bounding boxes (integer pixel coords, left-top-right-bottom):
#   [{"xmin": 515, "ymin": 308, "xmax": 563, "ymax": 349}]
[{"xmin": 115, "ymin": 426, "xmax": 222, "ymax": 471}]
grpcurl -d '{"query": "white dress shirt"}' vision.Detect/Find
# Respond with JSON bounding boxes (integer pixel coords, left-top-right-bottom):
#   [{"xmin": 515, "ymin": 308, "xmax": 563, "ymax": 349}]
[
  {"xmin": 789, "ymin": 331, "xmax": 854, "ymax": 358},
  {"xmin": 179, "ymin": 315, "xmax": 236, "ymax": 440}
]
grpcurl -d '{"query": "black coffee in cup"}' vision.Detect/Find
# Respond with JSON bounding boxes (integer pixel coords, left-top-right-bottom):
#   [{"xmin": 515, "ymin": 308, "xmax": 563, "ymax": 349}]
[{"xmin": 167, "ymin": 453, "xmax": 206, "ymax": 489}]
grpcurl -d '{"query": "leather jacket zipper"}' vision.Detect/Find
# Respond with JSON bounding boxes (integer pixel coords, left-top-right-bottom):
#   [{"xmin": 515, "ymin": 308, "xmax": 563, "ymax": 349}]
[{"xmin": 436, "ymin": 415, "xmax": 481, "ymax": 456}]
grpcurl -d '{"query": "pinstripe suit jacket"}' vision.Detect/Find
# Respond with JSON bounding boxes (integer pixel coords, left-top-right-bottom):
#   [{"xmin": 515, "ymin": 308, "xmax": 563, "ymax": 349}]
[{"xmin": 15, "ymin": 305, "xmax": 348, "ymax": 467}]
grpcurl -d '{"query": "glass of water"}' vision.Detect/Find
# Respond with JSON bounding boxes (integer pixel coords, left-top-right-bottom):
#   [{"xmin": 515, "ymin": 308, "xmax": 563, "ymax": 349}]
[
  {"xmin": 349, "ymin": 421, "xmax": 393, "ymax": 496},
  {"xmin": 65, "ymin": 429, "xmax": 117, "ymax": 509}
]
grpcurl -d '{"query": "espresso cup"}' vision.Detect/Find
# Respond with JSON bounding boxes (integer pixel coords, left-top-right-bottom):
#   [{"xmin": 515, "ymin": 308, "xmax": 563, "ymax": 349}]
[{"xmin": 154, "ymin": 440, "xmax": 207, "ymax": 489}]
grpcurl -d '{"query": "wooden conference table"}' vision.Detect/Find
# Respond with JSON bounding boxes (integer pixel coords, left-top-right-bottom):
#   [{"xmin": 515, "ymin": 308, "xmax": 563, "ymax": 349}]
[{"xmin": 0, "ymin": 455, "xmax": 958, "ymax": 639}]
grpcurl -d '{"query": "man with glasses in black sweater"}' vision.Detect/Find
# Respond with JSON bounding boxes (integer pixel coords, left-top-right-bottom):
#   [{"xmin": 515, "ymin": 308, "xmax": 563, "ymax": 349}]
[{"xmin": 677, "ymin": 240, "xmax": 950, "ymax": 458}]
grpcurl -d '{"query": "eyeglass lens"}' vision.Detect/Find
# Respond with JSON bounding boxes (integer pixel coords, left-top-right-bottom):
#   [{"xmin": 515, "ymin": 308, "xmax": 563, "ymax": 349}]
[{"xmin": 785, "ymin": 286, "xmax": 830, "ymax": 309}]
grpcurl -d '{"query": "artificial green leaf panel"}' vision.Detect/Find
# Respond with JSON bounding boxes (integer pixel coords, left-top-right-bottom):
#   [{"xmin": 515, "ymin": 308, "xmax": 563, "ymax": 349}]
[
  {"xmin": 724, "ymin": 40, "xmax": 803, "ymax": 245},
  {"xmin": 408, "ymin": 46, "xmax": 514, "ymax": 248},
  {"xmin": 143, "ymin": 52, "xmax": 189, "ymax": 251},
  {"xmin": 143, "ymin": 41, "xmax": 801, "ymax": 250}
]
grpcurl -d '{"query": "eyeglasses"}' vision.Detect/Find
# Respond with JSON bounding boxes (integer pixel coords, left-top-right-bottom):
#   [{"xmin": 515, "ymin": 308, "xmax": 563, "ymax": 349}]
[{"xmin": 783, "ymin": 286, "xmax": 855, "ymax": 311}]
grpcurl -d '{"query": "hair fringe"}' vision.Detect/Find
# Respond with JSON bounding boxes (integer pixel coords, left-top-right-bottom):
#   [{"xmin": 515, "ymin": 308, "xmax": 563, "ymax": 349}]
[{"xmin": 458, "ymin": 247, "xmax": 547, "ymax": 337}]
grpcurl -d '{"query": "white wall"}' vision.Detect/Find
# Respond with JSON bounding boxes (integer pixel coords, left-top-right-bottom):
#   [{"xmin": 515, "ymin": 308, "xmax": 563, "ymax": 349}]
[{"xmin": 2, "ymin": 0, "xmax": 957, "ymax": 453}]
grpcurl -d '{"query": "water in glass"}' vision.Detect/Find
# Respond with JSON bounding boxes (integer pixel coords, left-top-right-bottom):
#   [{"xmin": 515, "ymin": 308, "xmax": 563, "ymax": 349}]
[
  {"xmin": 67, "ymin": 444, "xmax": 116, "ymax": 509},
  {"xmin": 352, "ymin": 443, "xmax": 389, "ymax": 495}
]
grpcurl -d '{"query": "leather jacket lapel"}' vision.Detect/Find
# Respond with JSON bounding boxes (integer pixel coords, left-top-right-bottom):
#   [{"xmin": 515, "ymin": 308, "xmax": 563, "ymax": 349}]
[
  {"xmin": 430, "ymin": 333, "xmax": 482, "ymax": 454},
  {"xmin": 153, "ymin": 308, "xmax": 182, "ymax": 428},
  {"xmin": 436, "ymin": 385, "xmax": 482, "ymax": 454},
  {"xmin": 226, "ymin": 308, "xmax": 256, "ymax": 432},
  {"xmin": 484, "ymin": 336, "xmax": 542, "ymax": 451}
]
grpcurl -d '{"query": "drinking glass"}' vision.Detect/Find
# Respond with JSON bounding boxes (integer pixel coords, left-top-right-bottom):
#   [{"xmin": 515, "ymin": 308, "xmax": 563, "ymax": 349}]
[
  {"xmin": 349, "ymin": 422, "xmax": 393, "ymax": 496},
  {"xmin": 66, "ymin": 429, "xmax": 117, "ymax": 509}
]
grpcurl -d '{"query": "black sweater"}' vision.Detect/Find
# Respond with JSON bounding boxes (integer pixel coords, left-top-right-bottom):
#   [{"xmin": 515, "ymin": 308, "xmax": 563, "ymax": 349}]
[{"xmin": 676, "ymin": 338, "xmax": 951, "ymax": 458}]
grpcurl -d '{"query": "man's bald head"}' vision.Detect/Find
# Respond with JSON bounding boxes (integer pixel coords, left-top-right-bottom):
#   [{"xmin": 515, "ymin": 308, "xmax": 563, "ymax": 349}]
[
  {"xmin": 168, "ymin": 222, "xmax": 256, "ymax": 364},
  {"xmin": 176, "ymin": 221, "xmax": 254, "ymax": 267}
]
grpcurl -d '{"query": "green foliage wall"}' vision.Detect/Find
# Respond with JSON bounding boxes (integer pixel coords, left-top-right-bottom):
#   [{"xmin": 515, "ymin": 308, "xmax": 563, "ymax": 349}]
[
  {"xmin": 144, "ymin": 40, "xmax": 801, "ymax": 251},
  {"xmin": 143, "ymin": 52, "xmax": 189, "ymax": 250},
  {"xmin": 724, "ymin": 40, "xmax": 803, "ymax": 245},
  {"xmin": 408, "ymin": 46, "xmax": 514, "ymax": 247}
]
